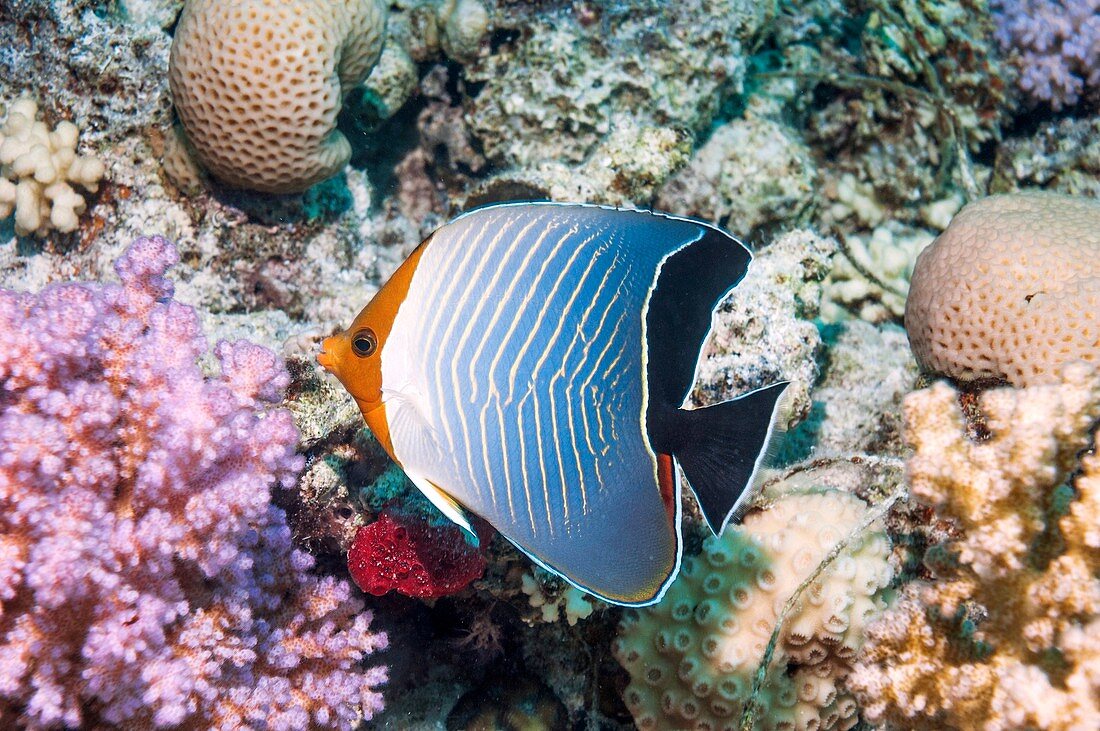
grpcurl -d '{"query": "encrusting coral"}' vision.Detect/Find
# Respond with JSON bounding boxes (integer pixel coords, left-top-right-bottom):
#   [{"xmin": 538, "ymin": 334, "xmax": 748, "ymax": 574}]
[
  {"xmin": 168, "ymin": 0, "xmax": 387, "ymax": 193},
  {"xmin": 0, "ymin": 236, "xmax": 386, "ymax": 729},
  {"xmin": 465, "ymin": 0, "xmax": 764, "ymax": 169},
  {"xmin": 0, "ymin": 98, "xmax": 105, "ymax": 237},
  {"xmin": 613, "ymin": 490, "xmax": 893, "ymax": 731},
  {"xmin": 848, "ymin": 363, "xmax": 1100, "ymax": 729},
  {"xmin": 656, "ymin": 115, "xmax": 817, "ymax": 239},
  {"xmin": 906, "ymin": 192, "xmax": 1100, "ymax": 386}
]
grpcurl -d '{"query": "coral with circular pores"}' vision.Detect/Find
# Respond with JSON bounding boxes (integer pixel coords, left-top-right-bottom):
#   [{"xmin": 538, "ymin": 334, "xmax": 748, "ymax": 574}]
[
  {"xmin": 848, "ymin": 364, "xmax": 1100, "ymax": 729},
  {"xmin": 0, "ymin": 97, "xmax": 106, "ymax": 236},
  {"xmin": 613, "ymin": 490, "xmax": 893, "ymax": 731},
  {"xmin": 167, "ymin": 0, "xmax": 387, "ymax": 193},
  {"xmin": 0, "ymin": 236, "xmax": 386, "ymax": 729},
  {"xmin": 906, "ymin": 192, "xmax": 1100, "ymax": 387}
]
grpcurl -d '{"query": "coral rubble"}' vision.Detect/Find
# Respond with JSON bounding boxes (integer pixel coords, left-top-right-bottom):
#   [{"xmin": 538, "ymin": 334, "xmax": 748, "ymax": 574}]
[
  {"xmin": 657, "ymin": 115, "xmax": 818, "ymax": 239},
  {"xmin": 849, "ymin": 364, "xmax": 1100, "ymax": 729},
  {"xmin": 465, "ymin": 0, "xmax": 764, "ymax": 169}
]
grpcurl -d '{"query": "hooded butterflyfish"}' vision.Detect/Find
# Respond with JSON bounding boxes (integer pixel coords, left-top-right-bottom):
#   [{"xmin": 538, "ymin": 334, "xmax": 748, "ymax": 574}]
[{"xmin": 318, "ymin": 202, "xmax": 790, "ymax": 606}]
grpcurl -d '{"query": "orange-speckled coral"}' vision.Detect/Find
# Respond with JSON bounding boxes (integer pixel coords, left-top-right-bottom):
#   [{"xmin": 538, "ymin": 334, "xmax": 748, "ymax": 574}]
[
  {"xmin": 905, "ymin": 192, "xmax": 1100, "ymax": 386},
  {"xmin": 848, "ymin": 364, "xmax": 1100, "ymax": 729}
]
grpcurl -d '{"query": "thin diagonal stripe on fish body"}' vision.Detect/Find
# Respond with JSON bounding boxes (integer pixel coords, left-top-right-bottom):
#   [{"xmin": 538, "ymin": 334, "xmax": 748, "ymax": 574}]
[
  {"xmin": 395, "ymin": 207, "xmax": 659, "ymax": 542},
  {"xmin": 474, "ymin": 218, "xmax": 586, "ymax": 527},
  {"xmin": 450, "ymin": 216, "xmax": 581, "ymax": 518},
  {"xmin": 569, "ymin": 254, "xmax": 632, "ymax": 492},
  {"xmin": 481, "ymin": 222, "xmax": 632, "ymax": 537},
  {"xmin": 526, "ymin": 229, "xmax": 611, "ymax": 526},
  {"xmin": 444, "ymin": 214, "xmax": 546, "ymax": 510},
  {"xmin": 482, "ymin": 220, "xmax": 599, "ymax": 537},
  {"xmin": 548, "ymin": 243, "xmax": 634, "ymax": 517},
  {"xmin": 412, "ymin": 212, "xmax": 525, "ymax": 518}
]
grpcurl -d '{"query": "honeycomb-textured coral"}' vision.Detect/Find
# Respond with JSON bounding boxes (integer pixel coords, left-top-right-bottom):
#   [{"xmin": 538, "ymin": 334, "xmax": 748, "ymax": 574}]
[
  {"xmin": 613, "ymin": 491, "xmax": 892, "ymax": 731},
  {"xmin": 905, "ymin": 192, "xmax": 1100, "ymax": 386},
  {"xmin": 169, "ymin": 0, "xmax": 386, "ymax": 194}
]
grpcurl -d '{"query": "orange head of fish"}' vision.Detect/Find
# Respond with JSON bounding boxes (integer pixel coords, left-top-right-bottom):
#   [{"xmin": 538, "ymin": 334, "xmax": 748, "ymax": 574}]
[
  {"xmin": 318, "ymin": 309, "xmax": 384, "ymax": 414},
  {"xmin": 317, "ymin": 239, "xmax": 428, "ymax": 457}
]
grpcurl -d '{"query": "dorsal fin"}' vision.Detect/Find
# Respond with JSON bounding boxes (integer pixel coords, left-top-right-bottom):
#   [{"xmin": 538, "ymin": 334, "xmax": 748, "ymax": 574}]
[{"xmin": 644, "ymin": 220, "xmax": 752, "ymax": 411}]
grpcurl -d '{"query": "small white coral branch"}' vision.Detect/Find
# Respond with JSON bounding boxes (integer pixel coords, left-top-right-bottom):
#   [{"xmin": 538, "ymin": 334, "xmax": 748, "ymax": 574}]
[{"xmin": 0, "ymin": 98, "xmax": 106, "ymax": 237}]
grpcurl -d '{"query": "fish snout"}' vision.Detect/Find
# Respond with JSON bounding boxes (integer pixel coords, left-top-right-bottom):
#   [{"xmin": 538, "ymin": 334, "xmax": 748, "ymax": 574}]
[{"xmin": 317, "ymin": 336, "xmax": 339, "ymax": 373}]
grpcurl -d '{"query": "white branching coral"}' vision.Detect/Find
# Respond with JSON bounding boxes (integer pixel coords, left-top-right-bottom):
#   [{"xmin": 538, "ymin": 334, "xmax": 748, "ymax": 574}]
[
  {"xmin": 848, "ymin": 363, "xmax": 1100, "ymax": 730},
  {"xmin": 0, "ymin": 98, "xmax": 105, "ymax": 236},
  {"xmin": 613, "ymin": 490, "xmax": 893, "ymax": 731},
  {"xmin": 519, "ymin": 571, "xmax": 596, "ymax": 626}
]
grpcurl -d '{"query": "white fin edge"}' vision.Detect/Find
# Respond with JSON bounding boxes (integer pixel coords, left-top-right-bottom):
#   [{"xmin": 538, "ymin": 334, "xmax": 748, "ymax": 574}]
[{"xmin": 406, "ymin": 472, "xmax": 480, "ymax": 548}]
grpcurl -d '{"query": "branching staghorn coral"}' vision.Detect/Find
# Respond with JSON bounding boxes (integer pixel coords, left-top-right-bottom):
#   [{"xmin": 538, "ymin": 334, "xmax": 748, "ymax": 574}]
[{"xmin": 848, "ymin": 363, "xmax": 1100, "ymax": 729}]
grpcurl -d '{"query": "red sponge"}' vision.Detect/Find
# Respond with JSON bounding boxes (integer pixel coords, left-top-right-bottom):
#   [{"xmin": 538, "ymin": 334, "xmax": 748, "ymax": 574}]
[{"xmin": 347, "ymin": 510, "xmax": 487, "ymax": 599}]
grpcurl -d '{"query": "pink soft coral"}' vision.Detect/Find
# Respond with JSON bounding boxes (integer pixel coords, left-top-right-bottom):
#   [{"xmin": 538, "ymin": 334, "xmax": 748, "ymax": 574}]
[
  {"xmin": 0, "ymin": 236, "xmax": 386, "ymax": 729},
  {"xmin": 993, "ymin": 0, "xmax": 1100, "ymax": 109}
]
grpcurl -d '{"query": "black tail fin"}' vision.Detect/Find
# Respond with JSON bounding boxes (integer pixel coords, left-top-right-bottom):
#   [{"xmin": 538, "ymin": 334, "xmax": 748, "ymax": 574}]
[{"xmin": 673, "ymin": 382, "xmax": 792, "ymax": 535}]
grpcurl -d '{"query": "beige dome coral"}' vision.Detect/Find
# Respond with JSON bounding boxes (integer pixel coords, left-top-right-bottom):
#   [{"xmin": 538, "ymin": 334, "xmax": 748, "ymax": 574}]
[
  {"xmin": 168, "ymin": 0, "xmax": 386, "ymax": 194},
  {"xmin": 0, "ymin": 98, "xmax": 106, "ymax": 237},
  {"xmin": 905, "ymin": 192, "xmax": 1100, "ymax": 386},
  {"xmin": 613, "ymin": 490, "xmax": 892, "ymax": 731}
]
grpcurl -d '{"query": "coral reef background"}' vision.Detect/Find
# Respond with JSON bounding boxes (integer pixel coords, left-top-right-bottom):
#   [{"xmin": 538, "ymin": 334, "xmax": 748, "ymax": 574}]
[{"xmin": 1, "ymin": 0, "xmax": 1098, "ymax": 728}]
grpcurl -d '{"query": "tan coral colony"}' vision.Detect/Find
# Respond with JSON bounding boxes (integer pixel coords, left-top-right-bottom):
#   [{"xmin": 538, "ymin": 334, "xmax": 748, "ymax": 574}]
[
  {"xmin": 905, "ymin": 192, "xmax": 1100, "ymax": 386},
  {"xmin": 169, "ymin": 0, "xmax": 387, "ymax": 194}
]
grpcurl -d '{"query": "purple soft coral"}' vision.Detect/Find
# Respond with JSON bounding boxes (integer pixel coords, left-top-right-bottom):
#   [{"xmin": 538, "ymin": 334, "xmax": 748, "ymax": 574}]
[
  {"xmin": 993, "ymin": 0, "xmax": 1100, "ymax": 109},
  {"xmin": 0, "ymin": 236, "xmax": 386, "ymax": 729}
]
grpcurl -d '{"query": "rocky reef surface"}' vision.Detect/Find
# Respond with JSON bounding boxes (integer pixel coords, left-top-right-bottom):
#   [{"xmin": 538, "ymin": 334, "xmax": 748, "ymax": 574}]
[{"xmin": 2, "ymin": 0, "xmax": 1099, "ymax": 728}]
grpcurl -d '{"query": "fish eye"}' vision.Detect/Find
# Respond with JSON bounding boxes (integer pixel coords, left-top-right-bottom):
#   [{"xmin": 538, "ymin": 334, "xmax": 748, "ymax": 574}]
[{"xmin": 351, "ymin": 329, "xmax": 377, "ymax": 357}]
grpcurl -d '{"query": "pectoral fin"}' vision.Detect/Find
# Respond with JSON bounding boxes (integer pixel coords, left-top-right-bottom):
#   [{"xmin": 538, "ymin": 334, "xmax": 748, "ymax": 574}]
[{"xmin": 406, "ymin": 472, "xmax": 480, "ymax": 548}]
